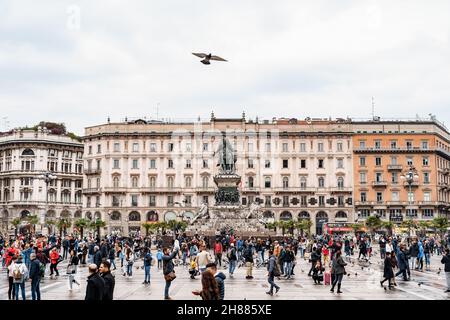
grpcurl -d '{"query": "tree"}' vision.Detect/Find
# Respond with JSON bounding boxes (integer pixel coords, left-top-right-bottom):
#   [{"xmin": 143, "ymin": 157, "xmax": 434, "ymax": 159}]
[
  {"xmin": 381, "ymin": 221, "xmax": 395, "ymax": 237},
  {"xmin": 74, "ymin": 218, "xmax": 90, "ymax": 238},
  {"xmin": 11, "ymin": 218, "xmax": 21, "ymax": 237},
  {"xmin": 401, "ymin": 220, "xmax": 418, "ymax": 237},
  {"xmin": 90, "ymin": 219, "xmax": 106, "ymax": 237},
  {"xmin": 57, "ymin": 218, "xmax": 71, "ymax": 237},
  {"xmin": 351, "ymin": 223, "xmax": 364, "ymax": 234},
  {"xmin": 365, "ymin": 216, "xmax": 382, "ymax": 237},
  {"xmin": 431, "ymin": 217, "xmax": 448, "ymax": 236},
  {"xmin": 27, "ymin": 215, "xmax": 39, "ymax": 234},
  {"xmin": 295, "ymin": 219, "xmax": 312, "ymax": 237},
  {"xmin": 418, "ymin": 221, "xmax": 432, "ymax": 237},
  {"xmin": 265, "ymin": 222, "xmax": 277, "ymax": 231},
  {"xmin": 45, "ymin": 219, "xmax": 56, "ymax": 235},
  {"xmin": 277, "ymin": 220, "xmax": 294, "ymax": 236},
  {"xmin": 167, "ymin": 220, "xmax": 188, "ymax": 238},
  {"xmin": 142, "ymin": 222, "xmax": 153, "ymax": 236}
]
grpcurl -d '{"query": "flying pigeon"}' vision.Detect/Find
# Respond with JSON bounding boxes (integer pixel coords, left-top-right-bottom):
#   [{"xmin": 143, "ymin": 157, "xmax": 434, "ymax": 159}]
[{"xmin": 192, "ymin": 53, "xmax": 228, "ymax": 65}]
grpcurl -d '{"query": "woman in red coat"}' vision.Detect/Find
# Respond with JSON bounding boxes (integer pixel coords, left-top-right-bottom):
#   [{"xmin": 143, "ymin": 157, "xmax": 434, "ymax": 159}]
[{"xmin": 49, "ymin": 248, "xmax": 60, "ymax": 277}]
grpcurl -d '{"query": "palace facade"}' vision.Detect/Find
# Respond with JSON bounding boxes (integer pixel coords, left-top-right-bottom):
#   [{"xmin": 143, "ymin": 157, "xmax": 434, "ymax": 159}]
[{"xmin": 82, "ymin": 115, "xmax": 354, "ymax": 236}]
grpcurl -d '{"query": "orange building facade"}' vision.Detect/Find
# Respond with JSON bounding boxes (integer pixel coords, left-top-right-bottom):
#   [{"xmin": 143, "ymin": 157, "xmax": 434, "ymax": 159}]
[{"xmin": 352, "ymin": 120, "xmax": 450, "ymax": 224}]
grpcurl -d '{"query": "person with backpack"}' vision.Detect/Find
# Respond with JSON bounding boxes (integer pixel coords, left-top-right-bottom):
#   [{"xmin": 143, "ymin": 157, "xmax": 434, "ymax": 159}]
[
  {"xmin": 143, "ymin": 247, "xmax": 153, "ymax": 285},
  {"xmin": 244, "ymin": 243, "xmax": 254, "ymax": 279},
  {"xmin": 11, "ymin": 255, "xmax": 28, "ymax": 300},
  {"xmin": 227, "ymin": 243, "xmax": 238, "ymax": 277},
  {"xmin": 266, "ymin": 249, "xmax": 280, "ymax": 295},
  {"xmin": 29, "ymin": 253, "xmax": 41, "ymax": 300}
]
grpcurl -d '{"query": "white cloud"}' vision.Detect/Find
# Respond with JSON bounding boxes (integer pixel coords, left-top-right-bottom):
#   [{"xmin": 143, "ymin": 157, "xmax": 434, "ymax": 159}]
[{"xmin": 0, "ymin": 0, "xmax": 449, "ymax": 134}]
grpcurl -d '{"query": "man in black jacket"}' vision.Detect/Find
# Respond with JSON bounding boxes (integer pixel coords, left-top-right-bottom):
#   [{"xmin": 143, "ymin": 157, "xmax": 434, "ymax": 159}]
[
  {"xmin": 100, "ymin": 261, "xmax": 115, "ymax": 300},
  {"xmin": 29, "ymin": 253, "xmax": 41, "ymax": 300},
  {"xmin": 85, "ymin": 264, "xmax": 105, "ymax": 300},
  {"xmin": 441, "ymin": 248, "xmax": 450, "ymax": 292},
  {"xmin": 409, "ymin": 240, "xmax": 419, "ymax": 270},
  {"xmin": 93, "ymin": 246, "xmax": 103, "ymax": 268}
]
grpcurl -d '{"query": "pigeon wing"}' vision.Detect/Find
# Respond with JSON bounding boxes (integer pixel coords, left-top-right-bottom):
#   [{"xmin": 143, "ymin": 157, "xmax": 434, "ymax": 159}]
[
  {"xmin": 192, "ymin": 53, "xmax": 207, "ymax": 58},
  {"xmin": 210, "ymin": 55, "xmax": 227, "ymax": 62}
]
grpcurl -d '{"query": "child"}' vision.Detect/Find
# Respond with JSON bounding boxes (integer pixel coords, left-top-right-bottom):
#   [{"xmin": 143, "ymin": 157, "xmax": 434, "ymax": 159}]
[
  {"xmin": 189, "ymin": 259, "xmax": 198, "ymax": 279},
  {"xmin": 312, "ymin": 260, "xmax": 324, "ymax": 284},
  {"xmin": 156, "ymin": 248, "xmax": 163, "ymax": 269}
]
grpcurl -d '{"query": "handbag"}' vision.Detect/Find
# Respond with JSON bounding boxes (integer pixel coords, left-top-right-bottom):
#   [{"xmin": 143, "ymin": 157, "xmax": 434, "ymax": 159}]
[
  {"xmin": 66, "ymin": 265, "xmax": 75, "ymax": 274},
  {"xmin": 164, "ymin": 271, "xmax": 177, "ymax": 282}
]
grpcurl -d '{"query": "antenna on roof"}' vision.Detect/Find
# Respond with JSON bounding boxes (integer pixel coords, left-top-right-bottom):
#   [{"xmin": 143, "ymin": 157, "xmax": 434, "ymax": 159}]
[
  {"xmin": 156, "ymin": 103, "xmax": 160, "ymax": 120},
  {"xmin": 371, "ymin": 96, "xmax": 375, "ymax": 119}
]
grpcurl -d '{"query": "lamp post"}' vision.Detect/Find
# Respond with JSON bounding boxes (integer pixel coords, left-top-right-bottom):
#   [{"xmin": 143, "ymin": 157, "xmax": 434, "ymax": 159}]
[
  {"xmin": 39, "ymin": 172, "xmax": 57, "ymax": 235},
  {"xmin": 400, "ymin": 165, "xmax": 419, "ymax": 236}
]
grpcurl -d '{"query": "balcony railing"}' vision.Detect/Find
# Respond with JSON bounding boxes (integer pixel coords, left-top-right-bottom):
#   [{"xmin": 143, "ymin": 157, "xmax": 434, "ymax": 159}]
[
  {"xmin": 387, "ymin": 165, "xmax": 403, "ymax": 171},
  {"xmin": 372, "ymin": 181, "xmax": 388, "ymax": 187},
  {"xmin": 82, "ymin": 188, "xmax": 102, "ymax": 194},
  {"xmin": 84, "ymin": 168, "xmax": 102, "ymax": 175}
]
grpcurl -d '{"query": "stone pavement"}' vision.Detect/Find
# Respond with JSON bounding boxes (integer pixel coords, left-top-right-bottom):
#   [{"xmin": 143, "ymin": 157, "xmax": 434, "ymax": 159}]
[{"xmin": 1, "ymin": 250, "xmax": 449, "ymax": 300}]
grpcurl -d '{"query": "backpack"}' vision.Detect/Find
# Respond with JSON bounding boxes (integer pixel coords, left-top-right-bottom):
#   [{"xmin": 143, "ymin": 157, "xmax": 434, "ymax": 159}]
[
  {"xmin": 272, "ymin": 258, "xmax": 281, "ymax": 277},
  {"xmin": 13, "ymin": 265, "xmax": 24, "ymax": 281},
  {"xmin": 144, "ymin": 253, "xmax": 152, "ymax": 264},
  {"xmin": 39, "ymin": 262, "xmax": 45, "ymax": 277}
]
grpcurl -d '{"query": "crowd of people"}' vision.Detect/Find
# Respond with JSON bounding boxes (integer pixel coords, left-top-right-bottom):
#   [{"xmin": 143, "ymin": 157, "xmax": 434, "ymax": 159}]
[{"xmin": 1, "ymin": 229, "xmax": 449, "ymax": 300}]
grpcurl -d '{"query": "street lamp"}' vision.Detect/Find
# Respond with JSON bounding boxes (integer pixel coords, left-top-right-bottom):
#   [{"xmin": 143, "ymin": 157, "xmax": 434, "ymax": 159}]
[
  {"xmin": 38, "ymin": 172, "xmax": 57, "ymax": 234},
  {"xmin": 400, "ymin": 165, "xmax": 419, "ymax": 233}
]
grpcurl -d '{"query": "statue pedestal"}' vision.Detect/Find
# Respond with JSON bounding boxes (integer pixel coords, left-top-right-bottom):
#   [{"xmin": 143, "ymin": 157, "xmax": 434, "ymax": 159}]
[{"xmin": 214, "ymin": 173, "xmax": 241, "ymax": 206}]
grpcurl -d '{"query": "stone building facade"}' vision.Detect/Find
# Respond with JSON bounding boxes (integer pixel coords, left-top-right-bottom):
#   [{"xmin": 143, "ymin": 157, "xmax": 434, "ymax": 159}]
[
  {"xmin": 352, "ymin": 120, "xmax": 450, "ymax": 224},
  {"xmin": 82, "ymin": 115, "xmax": 354, "ymax": 236},
  {"xmin": 0, "ymin": 128, "xmax": 83, "ymax": 235}
]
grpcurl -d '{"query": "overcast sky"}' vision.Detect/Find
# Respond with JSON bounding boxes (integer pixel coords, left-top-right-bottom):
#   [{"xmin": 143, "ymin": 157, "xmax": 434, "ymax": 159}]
[{"xmin": 1, "ymin": 0, "xmax": 450, "ymax": 135}]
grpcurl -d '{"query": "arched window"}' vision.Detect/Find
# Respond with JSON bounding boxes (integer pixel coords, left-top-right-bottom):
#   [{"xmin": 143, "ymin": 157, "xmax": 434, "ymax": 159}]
[
  {"xmin": 131, "ymin": 176, "xmax": 139, "ymax": 188},
  {"xmin": 298, "ymin": 211, "xmax": 310, "ymax": 220},
  {"xmin": 336, "ymin": 211, "xmax": 347, "ymax": 219},
  {"xmin": 318, "ymin": 177, "xmax": 325, "ymax": 188},
  {"xmin": 282, "ymin": 177, "xmax": 289, "ymax": 188},
  {"xmin": 21, "ymin": 149, "xmax": 35, "ymax": 156},
  {"xmin": 129, "ymin": 211, "xmax": 141, "ymax": 221},
  {"xmin": 185, "ymin": 176, "xmax": 192, "ymax": 188},
  {"xmin": 85, "ymin": 212, "xmax": 92, "ymax": 220},
  {"xmin": 110, "ymin": 211, "xmax": 121, "ymax": 221},
  {"xmin": 74, "ymin": 210, "xmax": 82, "ymax": 218},
  {"xmin": 202, "ymin": 176, "xmax": 209, "ymax": 188},
  {"xmin": 147, "ymin": 211, "xmax": 158, "ymax": 222},
  {"xmin": 300, "ymin": 176, "xmax": 307, "ymax": 189},
  {"xmin": 280, "ymin": 211, "xmax": 292, "ymax": 221},
  {"xmin": 164, "ymin": 211, "xmax": 177, "ymax": 222},
  {"xmin": 337, "ymin": 176, "xmax": 344, "ymax": 188},
  {"xmin": 113, "ymin": 176, "xmax": 120, "ymax": 188},
  {"xmin": 20, "ymin": 210, "xmax": 31, "ymax": 219},
  {"xmin": 167, "ymin": 176, "xmax": 174, "ymax": 188},
  {"xmin": 248, "ymin": 176, "xmax": 254, "ymax": 188},
  {"xmin": 60, "ymin": 210, "xmax": 70, "ymax": 218},
  {"xmin": 94, "ymin": 211, "xmax": 102, "ymax": 220}
]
